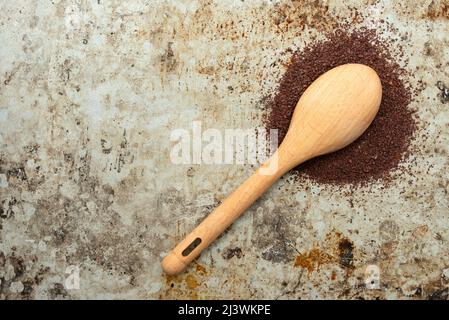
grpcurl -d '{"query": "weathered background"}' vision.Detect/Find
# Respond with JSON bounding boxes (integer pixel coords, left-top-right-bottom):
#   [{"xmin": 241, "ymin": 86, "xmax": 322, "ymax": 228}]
[{"xmin": 0, "ymin": 0, "xmax": 448, "ymax": 299}]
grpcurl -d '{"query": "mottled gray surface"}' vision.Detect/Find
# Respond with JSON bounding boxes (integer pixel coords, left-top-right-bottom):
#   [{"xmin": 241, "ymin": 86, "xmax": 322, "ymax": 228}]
[{"xmin": 0, "ymin": 0, "xmax": 448, "ymax": 299}]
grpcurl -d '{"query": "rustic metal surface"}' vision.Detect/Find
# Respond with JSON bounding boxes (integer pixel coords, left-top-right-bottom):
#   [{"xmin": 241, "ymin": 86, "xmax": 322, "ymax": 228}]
[{"xmin": 0, "ymin": 0, "xmax": 448, "ymax": 299}]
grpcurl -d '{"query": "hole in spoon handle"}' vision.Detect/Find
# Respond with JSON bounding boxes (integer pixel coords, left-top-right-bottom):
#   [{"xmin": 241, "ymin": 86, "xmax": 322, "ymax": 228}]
[{"xmin": 181, "ymin": 237, "xmax": 202, "ymax": 256}]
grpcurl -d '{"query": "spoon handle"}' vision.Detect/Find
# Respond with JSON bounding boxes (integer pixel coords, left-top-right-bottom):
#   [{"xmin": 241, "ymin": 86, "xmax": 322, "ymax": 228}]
[{"xmin": 162, "ymin": 155, "xmax": 285, "ymax": 275}]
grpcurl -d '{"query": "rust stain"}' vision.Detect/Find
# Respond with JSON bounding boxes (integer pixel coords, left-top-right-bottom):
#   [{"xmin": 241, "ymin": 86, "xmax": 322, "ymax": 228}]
[
  {"xmin": 159, "ymin": 42, "xmax": 178, "ymax": 73},
  {"xmin": 160, "ymin": 266, "xmax": 207, "ymax": 300},
  {"xmin": 413, "ymin": 224, "xmax": 429, "ymax": 238},
  {"xmin": 197, "ymin": 65, "xmax": 216, "ymax": 76},
  {"xmin": 269, "ymin": 0, "xmax": 338, "ymax": 33},
  {"xmin": 331, "ymin": 270, "xmax": 337, "ymax": 280},
  {"xmin": 195, "ymin": 264, "xmax": 207, "ymax": 275},
  {"xmin": 294, "ymin": 248, "xmax": 333, "ymax": 272},
  {"xmin": 185, "ymin": 274, "xmax": 200, "ymax": 289},
  {"xmin": 165, "ymin": 274, "xmax": 178, "ymax": 285},
  {"xmin": 426, "ymin": 0, "xmax": 449, "ymax": 20},
  {"xmin": 294, "ymin": 231, "xmax": 355, "ymax": 273}
]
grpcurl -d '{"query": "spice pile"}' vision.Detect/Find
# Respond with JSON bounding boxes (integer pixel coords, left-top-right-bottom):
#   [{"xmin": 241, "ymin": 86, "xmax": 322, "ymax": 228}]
[{"xmin": 266, "ymin": 28, "xmax": 416, "ymax": 185}]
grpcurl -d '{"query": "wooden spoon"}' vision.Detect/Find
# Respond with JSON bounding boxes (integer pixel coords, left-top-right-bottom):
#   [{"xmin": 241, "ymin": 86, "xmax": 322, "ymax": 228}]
[{"xmin": 162, "ymin": 63, "xmax": 382, "ymax": 275}]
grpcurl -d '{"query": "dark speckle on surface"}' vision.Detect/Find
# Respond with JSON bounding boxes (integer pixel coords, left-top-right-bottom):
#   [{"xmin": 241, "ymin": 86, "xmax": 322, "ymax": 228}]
[
  {"xmin": 222, "ymin": 247, "xmax": 243, "ymax": 259},
  {"xmin": 428, "ymin": 288, "xmax": 449, "ymax": 300},
  {"xmin": 338, "ymin": 238, "xmax": 354, "ymax": 268}
]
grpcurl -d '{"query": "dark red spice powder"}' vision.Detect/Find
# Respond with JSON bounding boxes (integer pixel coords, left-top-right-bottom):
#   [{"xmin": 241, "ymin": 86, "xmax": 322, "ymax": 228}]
[{"xmin": 266, "ymin": 28, "xmax": 416, "ymax": 185}]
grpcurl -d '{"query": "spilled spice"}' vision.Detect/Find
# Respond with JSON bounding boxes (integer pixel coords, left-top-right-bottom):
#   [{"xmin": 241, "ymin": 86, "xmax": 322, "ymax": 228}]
[{"xmin": 266, "ymin": 28, "xmax": 417, "ymax": 185}]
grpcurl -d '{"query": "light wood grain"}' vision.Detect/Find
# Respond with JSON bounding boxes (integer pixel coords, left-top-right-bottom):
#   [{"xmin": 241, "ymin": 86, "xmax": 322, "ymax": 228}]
[{"xmin": 162, "ymin": 64, "xmax": 382, "ymax": 275}]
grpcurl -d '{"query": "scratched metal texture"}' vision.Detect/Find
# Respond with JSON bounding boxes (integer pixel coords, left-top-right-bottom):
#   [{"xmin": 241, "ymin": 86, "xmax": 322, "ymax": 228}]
[{"xmin": 0, "ymin": 0, "xmax": 448, "ymax": 299}]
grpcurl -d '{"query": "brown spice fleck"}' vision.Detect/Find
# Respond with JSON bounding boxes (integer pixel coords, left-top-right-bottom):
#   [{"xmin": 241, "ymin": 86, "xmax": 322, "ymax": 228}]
[{"xmin": 266, "ymin": 28, "xmax": 417, "ymax": 185}]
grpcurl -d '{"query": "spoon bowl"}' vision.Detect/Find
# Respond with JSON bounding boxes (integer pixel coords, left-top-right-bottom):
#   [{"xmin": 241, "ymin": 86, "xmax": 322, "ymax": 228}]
[{"xmin": 277, "ymin": 63, "xmax": 382, "ymax": 170}]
